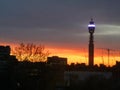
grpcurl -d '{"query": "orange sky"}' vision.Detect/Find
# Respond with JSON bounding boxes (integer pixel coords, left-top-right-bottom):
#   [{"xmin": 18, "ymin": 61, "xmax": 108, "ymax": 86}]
[
  {"xmin": 47, "ymin": 46, "xmax": 120, "ymax": 66},
  {"xmin": 1, "ymin": 42, "xmax": 120, "ymax": 66}
]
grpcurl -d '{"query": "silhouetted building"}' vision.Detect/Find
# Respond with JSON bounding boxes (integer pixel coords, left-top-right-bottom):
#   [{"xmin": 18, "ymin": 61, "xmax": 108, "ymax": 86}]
[
  {"xmin": 88, "ymin": 19, "xmax": 95, "ymax": 66},
  {"xmin": 116, "ymin": 61, "xmax": 120, "ymax": 66},
  {"xmin": 0, "ymin": 45, "xmax": 17, "ymax": 61},
  {"xmin": 47, "ymin": 56, "xmax": 67, "ymax": 65},
  {"xmin": 0, "ymin": 46, "xmax": 10, "ymax": 57},
  {"xmin": 112, "ymin": 61, "xmax": 120, "ymax": 78},
  {"xmin": 0, "ymin": 45, "xmax": 18, "ymax": 89},
  {"xmin": 0, "ymin": 45, "xmax": 17, "ymax": 73}
]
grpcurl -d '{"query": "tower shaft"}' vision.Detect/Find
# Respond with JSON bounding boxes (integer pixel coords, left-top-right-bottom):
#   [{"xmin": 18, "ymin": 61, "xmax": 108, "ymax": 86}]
[{"xmin": 89, "ymin": 33, "xmax": 94, "ymax": 66}]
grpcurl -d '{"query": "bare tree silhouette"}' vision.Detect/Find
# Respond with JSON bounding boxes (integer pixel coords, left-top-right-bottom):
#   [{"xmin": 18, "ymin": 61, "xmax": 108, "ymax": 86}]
[{"xmin": 12, "ymin": 43, "xmax": 50, "ymax": 62}]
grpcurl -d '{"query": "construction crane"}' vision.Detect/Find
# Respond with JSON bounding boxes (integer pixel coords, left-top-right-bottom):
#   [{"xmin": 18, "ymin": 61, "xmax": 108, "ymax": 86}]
[{"xmin": 97, "ymin": 48, "xmax": 116, "ymax": 67}]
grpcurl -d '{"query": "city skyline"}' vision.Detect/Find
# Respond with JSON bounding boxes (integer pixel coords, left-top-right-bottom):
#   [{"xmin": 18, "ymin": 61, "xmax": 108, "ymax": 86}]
[{"xmin": 0, "ymin": 0, "xmax": 120, "ymax": 65}]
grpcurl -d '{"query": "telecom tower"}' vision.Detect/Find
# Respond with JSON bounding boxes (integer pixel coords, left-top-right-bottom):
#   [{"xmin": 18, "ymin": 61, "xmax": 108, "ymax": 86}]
[{"xmin": 88, "ymin": 19, "xmax": 95, "ymax": 66}]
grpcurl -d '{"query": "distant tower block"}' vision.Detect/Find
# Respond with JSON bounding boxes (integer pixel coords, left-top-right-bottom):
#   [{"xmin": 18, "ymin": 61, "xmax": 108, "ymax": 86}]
[{"xmin": 88, "ymin": 19, "xmax": 95, "ymax": 66}]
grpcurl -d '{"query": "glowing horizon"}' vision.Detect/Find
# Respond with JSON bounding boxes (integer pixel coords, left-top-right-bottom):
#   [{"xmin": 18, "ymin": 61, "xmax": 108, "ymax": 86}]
[
  {"xmin": 47, "ymin": 47, "xmax": 120, "ymax": 66},
  {"xmin": 0, "ymin": 42, "xmax": 120, "ymax": 66}
]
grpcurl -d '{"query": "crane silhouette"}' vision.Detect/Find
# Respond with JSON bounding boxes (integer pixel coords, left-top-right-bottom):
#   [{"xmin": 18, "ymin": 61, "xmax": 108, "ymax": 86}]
[{"xmin": 97, "ymin": 48, "xmax": 116, "ymax": 66}]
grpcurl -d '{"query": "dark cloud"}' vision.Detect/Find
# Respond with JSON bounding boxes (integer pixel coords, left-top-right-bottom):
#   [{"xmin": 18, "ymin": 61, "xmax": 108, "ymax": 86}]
[{"xmin": 0, "ymin": 0, "xmax": 120, "ymax": 49}]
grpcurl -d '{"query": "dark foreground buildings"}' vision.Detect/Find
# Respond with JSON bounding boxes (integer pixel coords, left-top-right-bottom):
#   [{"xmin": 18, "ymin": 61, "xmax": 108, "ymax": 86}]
[
  {"xmin": 0, "ymin": 45, "xmax": 120, "ymax": 90},
  {"xmin": 0, "ymin": 46, "xmax": 17, "ymax": 90}
]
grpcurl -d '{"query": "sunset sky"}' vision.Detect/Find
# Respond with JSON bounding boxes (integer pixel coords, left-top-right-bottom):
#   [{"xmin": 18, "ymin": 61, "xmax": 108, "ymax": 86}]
[{"xmin": 0, "ymin": 0, "xmax": 120, "ymax": 66}]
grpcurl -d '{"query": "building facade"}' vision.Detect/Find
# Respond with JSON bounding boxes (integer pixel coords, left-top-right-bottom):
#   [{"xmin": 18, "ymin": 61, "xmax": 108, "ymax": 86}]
[{"xmin": 47, "ymin": 56, "xmax": 67, "ymax": 65}]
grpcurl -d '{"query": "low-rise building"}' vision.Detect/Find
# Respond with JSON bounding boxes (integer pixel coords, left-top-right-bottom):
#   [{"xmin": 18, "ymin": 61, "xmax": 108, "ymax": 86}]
[{"xmin": 47, "ymin": 56, "xmax": 67, "ymax": 65}]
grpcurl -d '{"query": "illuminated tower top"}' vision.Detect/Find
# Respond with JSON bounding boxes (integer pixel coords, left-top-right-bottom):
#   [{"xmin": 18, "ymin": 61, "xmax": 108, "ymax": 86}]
[{"xmin": 88, "ymin": 18, "xmax": 95, "ymax": 33}]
